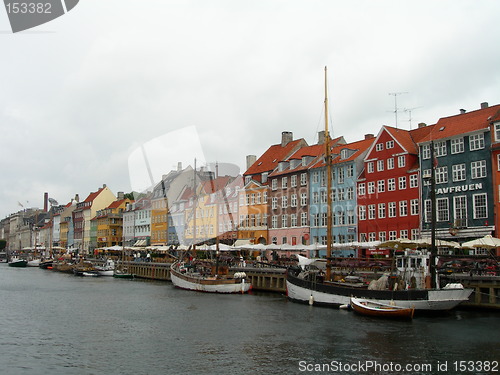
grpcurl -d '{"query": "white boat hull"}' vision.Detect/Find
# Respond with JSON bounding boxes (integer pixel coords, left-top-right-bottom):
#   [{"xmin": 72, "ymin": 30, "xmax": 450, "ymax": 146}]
[
  {"xmin": 27, "ymin": 259, "xmax": 41, "ymax": 267},
  {"xmin": 286, "ymin": 274, "xmax": 473, "ymax": 311},
  {"xmin": 170, "ymin": 266, "xmax": 251, "ymax": 294},
  {"xmin": 97, "ymin": 269, "xmax": 114, "ymax": 276}
]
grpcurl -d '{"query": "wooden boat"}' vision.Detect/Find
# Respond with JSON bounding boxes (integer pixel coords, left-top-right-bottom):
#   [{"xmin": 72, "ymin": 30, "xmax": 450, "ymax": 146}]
[
  {"xmin": 95, "ymin": 259, "xmax": 115, "ymax": 276},
  {"xmin": 113, "ymin": 269, "xmax": 135, "ymax": 279},
  {"xmin": 39, "ymin": 259, "xmax": 54, "ymax": 269},
  {"xmin": 27, "ymin": 258, "xmax": 41, "ymax": 267},
  {"xmin": 8, "ymin": 257, "xmax": 28, "ymax": 268},
  {"xmin": 170, "ymin": 261, "xmax": 251, "ymax": 293},
  {"xmin": 350, "ymin": 297, "xmax": 414, "ymax": 319}
]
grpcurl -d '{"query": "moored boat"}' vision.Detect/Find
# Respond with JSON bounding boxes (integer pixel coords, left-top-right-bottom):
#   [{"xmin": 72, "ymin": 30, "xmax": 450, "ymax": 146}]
[
  {"xmin": 286, "ymin": 266, "xmax": 472, "ymax": 311},
  {"xmin": 8, "ymin": 257, "xmax": 28, "ymax": 268},
  {"xmin": 170, "ymin": 261, "xmax": 251, "ymax": 293},
  {"xmin": 39, "ymin": 259, "xmax": 54, "ymax": 269},
  {"xmin": 27, "ymin": 258, "xmax": 41, "ymax": 267},
  {"xmin": 95, "ymin": 259, "xmax": 115, "ymax": 276},
  {"xmin": 350, "ymin": 297, "xmax": 414, "ymax": 319}
]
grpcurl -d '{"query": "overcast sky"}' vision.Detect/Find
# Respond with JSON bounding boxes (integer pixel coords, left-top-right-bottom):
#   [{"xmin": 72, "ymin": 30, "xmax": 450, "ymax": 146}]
[{"xmin": 1, "ymin": 0, "xmax": 499, "ymax": 218}]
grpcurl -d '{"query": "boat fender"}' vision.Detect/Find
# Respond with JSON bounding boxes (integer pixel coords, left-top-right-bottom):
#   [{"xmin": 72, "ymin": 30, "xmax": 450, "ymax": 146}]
[
  {"xmin": 309, "ymin": 294, "xmax": 314, "ymax": 305},
  {"xmin": 339, "ymin": 304, "xmax": 349, "ymax": 310}
]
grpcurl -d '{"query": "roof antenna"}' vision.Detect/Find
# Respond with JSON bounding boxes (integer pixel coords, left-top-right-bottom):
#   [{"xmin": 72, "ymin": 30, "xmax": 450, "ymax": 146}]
[
  {"xmin": 388, "ymin": 92, "xmax": 408, "ymax": 128},
  {"xmin": 403, "ymin": 106, "xmax": 422, "ymax": 130}
]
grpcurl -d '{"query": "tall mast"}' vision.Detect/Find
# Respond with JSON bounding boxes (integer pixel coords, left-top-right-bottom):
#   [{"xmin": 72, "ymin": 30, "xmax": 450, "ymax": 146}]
[
  {"xmin": 324, "ymin": 66, "xmax": 333, "ymax": 281},
  {"xmin": 193, "ymin": 158, "xmax": 197, "ymax": 251}
]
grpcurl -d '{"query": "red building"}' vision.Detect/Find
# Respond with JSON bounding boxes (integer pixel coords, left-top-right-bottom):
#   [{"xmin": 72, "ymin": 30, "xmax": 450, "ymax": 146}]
[{"xmin": 357, "ymin": 124, "xmax": 433, "ymax": 256}]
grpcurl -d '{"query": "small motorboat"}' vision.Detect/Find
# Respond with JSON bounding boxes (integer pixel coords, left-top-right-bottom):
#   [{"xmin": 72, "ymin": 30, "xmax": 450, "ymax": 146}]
[
  {"xmin": 95, "ymin": 259, "xmax": 115, "ymax": 276},
  {"xmin": 350, "ymin": 297, "xmax": 415, "ymax": 320},
  {"xmin": 8, "ymin": 257, "xmax": 28, "ymax": 268}
]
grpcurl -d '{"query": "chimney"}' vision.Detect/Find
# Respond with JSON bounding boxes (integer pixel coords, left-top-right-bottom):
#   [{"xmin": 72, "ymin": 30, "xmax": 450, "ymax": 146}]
[
  {"xmin": 281, "ymin": 131, "xmax": 293, "ymax": 147},
  {"xmin": 364, "ymin": 134, "xmax": 374, "ymax": 140},
  {"xmin": 460, "ymin": 109, "xmax": 466, "ymax": 114},
  {"xmin": 318, "ymin": 130, "xmax": 325, "ymax": 145},
  {"xmin": 177, "ymin": 162, "xmax": 182, "ymax": 171},
  {"xmin": 74, "ymin": 194, "xmax": 80, "ymax": 203},
  {"xmin": 117, "ymin": 192, "xmax": 124, "ymax": 200},
  {"xmin": 43, "ymin": 192, "xmax": 48, "ymax": 212},
  {"xmin": 102, "ymin": 184, "xmax": 107, "ymax": 188},
  {"xmin": 481, "ymin": 102, "xmax": 489, "ymax": 109},
  {"xmin": 418, "ymin": 122, "xmax": 427, "ymax": 128},
  {"xmin": 246, "ymin": 155, "xmax": 257, "ymax": 169}
]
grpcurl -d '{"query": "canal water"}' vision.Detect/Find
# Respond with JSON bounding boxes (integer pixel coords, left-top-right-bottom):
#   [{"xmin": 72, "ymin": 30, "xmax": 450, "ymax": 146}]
[{"xmin": 0, "ymin": 265, "xmax": 498, "ymax": 375}]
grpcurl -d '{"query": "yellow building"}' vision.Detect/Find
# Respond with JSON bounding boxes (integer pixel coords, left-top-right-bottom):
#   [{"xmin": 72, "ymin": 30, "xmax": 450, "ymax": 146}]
[{"xmin": 95, "ymin": 198, "xmax": 133, "ymax": 248}]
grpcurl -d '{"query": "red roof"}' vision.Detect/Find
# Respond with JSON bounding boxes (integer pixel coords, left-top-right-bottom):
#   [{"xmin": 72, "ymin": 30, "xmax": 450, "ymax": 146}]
[
  {"xmin": 420, "ymin": 104, "xmax": 500, "ymax": 142},
  {"xmin": 84, "ymin": 187, "xmax": 106, "ymax": 203},
  {"xmin": 107, "ymin": 199, "xmax": 131, "ymax": 209},
  {"xmin": 244, "ymin": 138, "xmax": 307, "ymax": 177}
]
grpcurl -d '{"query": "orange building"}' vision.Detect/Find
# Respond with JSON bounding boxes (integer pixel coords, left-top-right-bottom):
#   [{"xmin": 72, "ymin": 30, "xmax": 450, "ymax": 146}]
[{"xmin": 95, "ymin": 197, "xmax": 133, "ymax": 248}]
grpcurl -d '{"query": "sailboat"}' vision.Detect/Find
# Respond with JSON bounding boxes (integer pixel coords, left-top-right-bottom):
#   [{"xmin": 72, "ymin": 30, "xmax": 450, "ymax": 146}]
[
  {"xmin": 170, "ymin": 161, "xmax": 251, "ymax": 293},
  {"xmin": 285, "ymin": 67, "xmax": 473, "ymax": 311}
]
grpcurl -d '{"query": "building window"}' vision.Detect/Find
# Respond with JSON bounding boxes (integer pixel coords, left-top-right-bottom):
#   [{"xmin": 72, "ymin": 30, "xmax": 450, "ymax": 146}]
[
  {"xmin": 282, "ymin": 177, "xmax": 288, "ymax": 189},
  {"xmin": 398, "ymin": 155, "xmax": 406, "ymax": 168},
  {"xmin": 358, "ymin": 183, "xmax": 366, "ymax": 196},
  {"xmin": 291, "ymin": 214, "xmax": 297, "ymax": 227},
  {"xmin": 399, "ymin": 201, "xmax": 408, "ymax": 216},
  {"xmin": 435, "ymin": 166, "xmax": 448, "ymax": 184},
  {"xmin": 471, "ymin": 160, "xmax": 486, "ymax": 179},
  {"xmin": 387, "ymin": 158, "xmax": 395, "ymax": 170},
  {"xmin": 301, "ymin": 212, "xmax": 308, "ymax": 226},
  {"xmin": 435, "ymin": 141, "xmax": 447, "ymax": 157},
  {"xmin": 368, "ymin": 182, "xmax": 375, "ymax": 194},
  {"xmin": 388, "ymin": 178, "xmax": 395, "ymax": 191},
  {"xmin": 347, "ymin": 210, "xmax": 355, "ymax": 225},
  {"xmin": 399, "ymin": 230, "xmax": 408, "ymax": 239},
  {"xmin": 377, "ymin": 180, "xmax": 385, "ymax": 193},
  {"xmin": 410, "ymin": 174, "xmax": 418, "ymax": 188},
  {"xmin": 437, "ymin": 198, "xmax": 449, "ymax": 222},
  {"xmin": 494, "ymin": 123, "xmax": 500, "ymax": 141},
  {"xmin": 376, "ymin": 143, "xmax": 384, "ymax": 151},
  {"xmin": 388, "ymin": 202, "xmax": 396, "ymax": 218},
  {"xmin": 473, "ymin": 193, "xmax": 487, "ymax": 219},
  {"xmin": 497, "ymin": 154, "xmax": 500, "ymax": 171},
  {"xmin": 347, "ymin": 187, "xmax": 354, "ymax": 200},
  {"xmin": 282, "ymin": 215, "xmax": 288, "ymax": 228},
  {"xmin": 271, "ymin": 179, "xmax": 277, "ymax": 191},
  {"xmin": 367, "ymin": 162, "xmax": 374, "ymax": 173},
  {"xmin": 386, "ymin": 140, "xmax": 394, "ymax": 149},
  {"xmin": 469, "ymin": 133, "xmax": 485, "ymax": 151},
  {"xmin": 271, "ymin": 216, "xmax": 278, "ymax": 229},
  {"xmin": 346, "ymin": 165, "xmax": 354, "ymax": 178},
  {"xmin": 378, "ymin": 203, "xmax": 386, "ymax": 218},
  {"xmin": 368, "ymin": 204, "xmax": 375, "ymax": 220},
  {"xmin": 451, "ymin": 138, "xmax": 464, "ymax": 154},
  {"xmin": 358, "ymin": 206, "xmax": 366, "ymax": 220},
  {"xmin": 368, "ymin": 232, "xmax": 376, "ymax": 242},
  {"xmin": 321, "ymin": 190, "xmax": 327, "ymax": 203},
  {"xmin": 410, "ymin": 199, "xmax": 419, "ymax": 216},
  {"xmin": 454, "ymin": 195, "xmax": 467, "ymax": 227},
  {"xmin": 291, "ymin": 194, "xmax": 297, "ymax": 207},
  {"xmin": 452, "ymin": 164, "xmax": 466, "ymax": 182},
  {"xmin": 312, "ymin": 171, "xmax": 319, "ymax": 184},
  {"xmin": 422, "ymin": 144, "xmax": 431, "ymax": 159},
  {"xmin": 389, "ymin": 231, "xmax": 397, "ymax": 240},
  {"xmin": 300, "ymin": 173, "xmax": 307, "ymax": 186},
  {"xmin": 291, "ymin": 175, "xmax": 297, "ymax": 187},
  {"xmin": 424, "ymin": 199, "xmax": 431, "ymax": 223},
  {"xmin": 377, "ymin": 160, "xmax": 384, "ymax": 172},
  {"xmin": 338, "ymin": 168, "xmax": 345, "ymax": 184},
  {"xmin": 379, "ymin": 231, "xmax": 386, "ymax": 242},
  {"xmin": 272, "ymin": 197, "xmax": 278, "ymax": 210},
  {"xmin": 411, "ymin": 229, "xmax": 419, "ymax": 240},
  {"xmin": 282, "ymin": 196, "xmax": 288, "ymax": 208},
  {"xmin": 300, "ymin": 193, "xmax": 308, "ymax": 206},
  {"xmin": 398, "ymin": 176, "xmax": 407, "ymax": 190}
]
